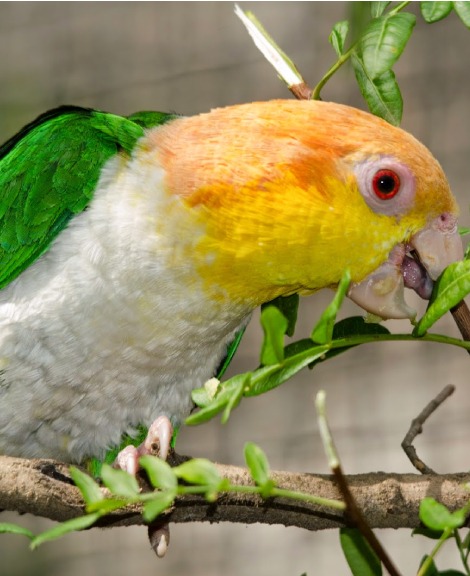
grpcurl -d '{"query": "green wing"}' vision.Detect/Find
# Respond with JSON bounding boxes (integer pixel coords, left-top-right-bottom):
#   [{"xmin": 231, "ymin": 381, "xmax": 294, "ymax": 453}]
[{"xmin": 0, "ymin": 105, "xmax": 176, "ymax": 289}]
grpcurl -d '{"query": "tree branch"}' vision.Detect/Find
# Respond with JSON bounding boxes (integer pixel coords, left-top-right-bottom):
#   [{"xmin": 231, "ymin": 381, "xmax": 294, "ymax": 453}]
[
  {"xmin": 1, "ymin": 455, "xmax": 469, "ymax": 532},
  {"xmin": 402, "ymin": 384, "xmax": 456, "ymax": 474}
]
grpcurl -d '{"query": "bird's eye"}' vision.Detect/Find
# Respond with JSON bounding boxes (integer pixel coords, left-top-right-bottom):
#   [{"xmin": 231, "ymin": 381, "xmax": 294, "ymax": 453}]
[
  {"xmin": 355, "ymin": 157, "xmax": 415, "ymax": 217},
  {"xmin": 372, "ymin": 169, "xmax": 401, "ymax": 200}
]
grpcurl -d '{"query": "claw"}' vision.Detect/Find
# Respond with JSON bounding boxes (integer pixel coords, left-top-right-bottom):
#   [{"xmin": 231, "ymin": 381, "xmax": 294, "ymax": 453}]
[
  {"xmin": 148, "ymin": 522, "xmax": 171, "ymax": 558},
  {"xmin": 144, "ymin": 416, "xmax": 173, "ymax": 461},
  {"xmin": 114, "ymin": 444, "xmax": 140, "ymax": 475}
]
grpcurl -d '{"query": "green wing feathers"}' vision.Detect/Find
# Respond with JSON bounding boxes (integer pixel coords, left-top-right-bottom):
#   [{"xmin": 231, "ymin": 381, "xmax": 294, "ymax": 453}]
[{"xmin": 0, "ymin": 106, "xmax": 175, "ymax": 289}]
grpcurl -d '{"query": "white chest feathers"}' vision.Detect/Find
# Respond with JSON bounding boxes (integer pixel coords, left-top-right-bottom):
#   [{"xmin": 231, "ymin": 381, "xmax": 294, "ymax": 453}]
[{"xmin": 0, "ymin": 152, "xmax": 249, "ymax": 462}]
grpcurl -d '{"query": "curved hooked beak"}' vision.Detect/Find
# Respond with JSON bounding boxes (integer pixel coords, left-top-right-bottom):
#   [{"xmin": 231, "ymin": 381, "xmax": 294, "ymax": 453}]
[{"xmin": 347, "ymin": 213, "xmax": 463, "ymax": 320}]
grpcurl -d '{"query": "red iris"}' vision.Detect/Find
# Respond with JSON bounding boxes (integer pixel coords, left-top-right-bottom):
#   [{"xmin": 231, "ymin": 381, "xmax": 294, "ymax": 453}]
[{"xmin": 372, "ymin": 169, "xmax": 401, "ymax": 200}]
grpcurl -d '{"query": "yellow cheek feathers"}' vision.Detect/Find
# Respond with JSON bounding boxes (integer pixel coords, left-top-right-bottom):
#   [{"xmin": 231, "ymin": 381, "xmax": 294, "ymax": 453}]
[{"xmin": 181, "ymin": 171, "xmax": 410, "ymax": 306}]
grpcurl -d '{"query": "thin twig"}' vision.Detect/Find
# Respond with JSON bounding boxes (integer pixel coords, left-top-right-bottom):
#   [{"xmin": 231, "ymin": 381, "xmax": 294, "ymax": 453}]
[
  {"xmin": 451, "ymin": 300, "xmax": 470, "ymax": 349},
  {"xmin": 401, "ymin": 384, "xmax": 455, "ymax": 474},
  {"xmin": 332, "ymin": 465, "xmax": 402, "ymax": 576},
  {"xmin": 316, "ymin": 391, "xmax": 402, "ymax": 576}
]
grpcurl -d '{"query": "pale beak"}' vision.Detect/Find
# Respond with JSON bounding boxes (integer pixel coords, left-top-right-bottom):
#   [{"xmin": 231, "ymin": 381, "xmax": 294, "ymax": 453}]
[{"xmin": 347, "ymin": 213, "xmax": 463, "ymax": 320}]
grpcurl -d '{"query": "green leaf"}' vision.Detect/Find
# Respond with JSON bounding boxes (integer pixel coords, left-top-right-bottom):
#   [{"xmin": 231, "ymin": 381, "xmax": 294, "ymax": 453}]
[
  {"xmin": 333, "ymin": 316, "xmax": 390, "ymax": 339},
  {"xmin": 139, "ymin": 456, "xmax": 177, "ymax": 491},
  {"xmin": 421, "ymin": 1, "xmax": 453, "ymax": 22},
  {"xmin": 221, "ymin": 373, "xmax": 248, "ymax": 423},
  {"xmin": 465, "ymin": 243, "xmax": 470, "ymax": 260},
  {"xmin": 244, "ymin": 442, "xmax": 270, "ymax": 486},
  {"xmin": 359, "ymin": 13, "xmax": 416, "ymax": 79},
  {"xmin": 340, "ymin": 527, "xmax": 382, "ymax": 576},
  {"xmin": 30, "ymin": 513, "xmax": 101, "ymax": 549},
  {"xmin": 329, "ymin": 20, "xmax": 349, "ymax": 56},
  {"xmin": 187, "ymin": 373, "xmax": 250, "ymax": 425},
  {"xmin": 311, "ymin": 269, "xmax": 350, "ymax": 344},
  {"xmin": 174, "ymin": 458, "xmax": 223, "ymax": 488},
  {"xmin": 100, "ymin": 464, "xmax": 140, "ymax": 498},
  {"xmin": 352, "ymin": 54, "xmax": 403, "ymax": 125},
  {"xmin": 414, "ymin": 260, "xmax": 470, "ymax": 336},
  {"xmin": 260, "ymin": 305, "xmax": 288, "ymax": 365},
  {"xmin": 87, "ymin": 498, "xmax": 128, "ymax": 514},
  {"xmin": 419, "ymin": 556, "xmax": 439, "ymax": 576},
  {"xmin": 0, "ymin": 523, "xmax": 34, "ymax": 539},
  {"xmin": 454, "ymin": 1, "xmax": 470, "ymax": 27},
  {"xmin": 246, "ymin": 345, "xmax": 330, "ymax": 396},
  {"xmin": 70, "ymin": 466, "xmax": 104, "ymax": 506},
  {"xmin": 191, "ymin": 377, "xmax": 221, "ymax": 408},
  {"xmin": 307, "ymin": 316, "xmax": 391, "ymax": 369},
  {"xmin": 412, "ymin": 525, "xmax": 445, "ymax": 540},
  {"xmin": 371, "ymin": 2, "xmax": 391, "ymax": 18},
  {"xmin": 419, "ymin": 497, "xmax": 466, "ymax": 531},
  {"xmin": 142, "ymin": 492, "xmax": 176, "ymax": 523},
  {"xmin": 262, "ymin": 293, "xmax": 299, "ymax": 337}
]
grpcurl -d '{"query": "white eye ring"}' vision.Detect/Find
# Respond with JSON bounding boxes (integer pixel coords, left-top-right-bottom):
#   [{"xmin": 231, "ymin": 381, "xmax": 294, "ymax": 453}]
[{"xmin": 354, "ymin": 157, "xmax": 416, "ymax": 217}]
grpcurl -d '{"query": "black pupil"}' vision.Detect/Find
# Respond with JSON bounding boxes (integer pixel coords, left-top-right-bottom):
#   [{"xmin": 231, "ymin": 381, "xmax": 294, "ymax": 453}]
[{"xmin": 377, "ymin": 174, "xmax": 396, "ymax": 194}]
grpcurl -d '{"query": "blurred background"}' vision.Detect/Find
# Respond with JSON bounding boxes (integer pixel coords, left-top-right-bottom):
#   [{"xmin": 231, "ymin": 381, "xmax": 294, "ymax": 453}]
[{"xmin": 0, "ymin": 2, "xmax": 469, "ymax": 575}]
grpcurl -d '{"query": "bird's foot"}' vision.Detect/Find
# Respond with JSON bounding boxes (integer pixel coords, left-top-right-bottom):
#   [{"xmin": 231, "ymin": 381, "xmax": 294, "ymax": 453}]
[
  {"xmin": 115, "ymin": 415, "xmax": 173, "ymax": 474},
  {"xmin": 114, "ymin": 415, "xmax": 173, "ymax": 557}
]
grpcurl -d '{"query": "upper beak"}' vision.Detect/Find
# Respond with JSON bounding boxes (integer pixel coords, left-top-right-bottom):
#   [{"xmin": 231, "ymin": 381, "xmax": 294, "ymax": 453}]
[{"xmin": 347, "ymin": 213, "xmax": 463, "ymax": 320}]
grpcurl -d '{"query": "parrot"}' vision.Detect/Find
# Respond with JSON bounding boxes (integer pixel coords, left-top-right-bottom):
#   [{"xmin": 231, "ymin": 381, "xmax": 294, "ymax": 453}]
[{"xmin": 0, "ymin": 98, "xmax": 463, "ymax": 472}]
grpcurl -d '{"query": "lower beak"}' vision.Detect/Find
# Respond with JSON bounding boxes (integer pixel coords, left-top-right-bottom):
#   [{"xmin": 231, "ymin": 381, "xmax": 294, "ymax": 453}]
[{"xmin": 347, "ymin": 213, "xmax": 463, "ymax": 320}]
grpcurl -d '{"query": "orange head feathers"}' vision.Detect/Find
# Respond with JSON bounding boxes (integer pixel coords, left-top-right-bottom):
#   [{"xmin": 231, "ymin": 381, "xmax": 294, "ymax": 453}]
[{"xmin": 145, "ymin": 99, "xmax": 461, "ymax": 318}]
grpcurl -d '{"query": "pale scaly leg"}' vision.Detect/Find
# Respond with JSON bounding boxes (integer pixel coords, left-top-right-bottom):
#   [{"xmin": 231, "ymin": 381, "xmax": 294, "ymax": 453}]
[{"xmin": 114, "ymin": 415, "xmax": 173, "ymax": 557}]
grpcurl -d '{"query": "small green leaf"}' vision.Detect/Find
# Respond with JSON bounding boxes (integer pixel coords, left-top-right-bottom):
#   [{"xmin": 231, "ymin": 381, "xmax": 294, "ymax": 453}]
[
  {"xmin": 414, "ymin": 260, "xmax": 470, "ymax": 336},
  {"xmin": 100, "ymin": 464, "xmax": 140, "ymax": 498},
  {"xmin": 0, "ymin": 523, "xmax": 34, "ymax": 539},
  {"xmin": 333, "ymin": 316, "xmax": 390, "ymax": 339},
  {"xmin": 187, "ymin": 374, "xmax": 251, "ymax": 425},
  {"xmin": 352, "ymin": 54, "xmax": 403, "ymax": 125},
  {"xmin": 139, "ymin": 456, "xmax": 177, "ymax": 491},
  {"xmin": 371, "ymin": 2, "xmax": 390, "ymax": 18},
  {"xmin": 418, "ymin": 556, "xmax": 439, "ymax": 576},
  {"xmin": 70, "ymin": 466, "xmax": 104, "ymax": 506},
  {"xmin": 30, "ymin": 513, "xmax": 101, "ymax": 549},
  {"xmin": 221, "ymin": 373, "xmax": 248, "ymax": 423},
  {"xmin": 421, "ymin": 1, "xmax": 453, "ymax": 22},
  {"xmin": 419, "ymin": 497, "xmax": 466, "ymax": 531},
  {"xmin": 311, "ymin": 269, "xmax": 350, "ymax": 344},
  {"xmin": 87, "ymin": 498, "xmax": 128, "ymax": 514},
  {"xmin": 186, "ymin": 390, "xmax": 234, "ymax": 425},
  {"xmin": 359, "ymin": 13, "xmax": 416, "ymax": 79},
  {"xmin": 246, "ymin": 345, "xmax": 329, "ymax": 396},
  {"xmin": 465, "ymin": 243, "xmax": 470, "ymax": 260},
  {"xmin": 329, "ymin": 20, "xmax": 349, "ymax": 56},
  {"xmin": 262, "ymin": 293, "xmax": 299, "ymax": 337},
  {"xmin": 191, "ymin": 377, "xmax": 221, "ymax": 408},
  {"xmin": 454, "ymin": 1, "xmax": 470, "ymax": 27},
  {"xmin": 143, "ymin": 492, "xmax": 176, "ymax": 523},
  {"xmin": 412, "ymin": 525, "xmax": 445, "ymax": 540},
  {"xmin": 174, "ymin": 458, "xmax": 222, "ymax": 488},
  {"xmin": 340, "ymin": 527, "xmax": 382, "ymax": 576},
  {"xmin": 244, "ymin": 442, "xmax": 271, "ymax": 487},
  {"xmin": 260, "ymin": 305, "xmax": 288, "ymax": 365}
]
